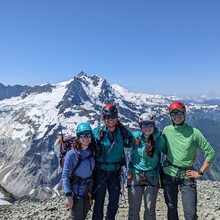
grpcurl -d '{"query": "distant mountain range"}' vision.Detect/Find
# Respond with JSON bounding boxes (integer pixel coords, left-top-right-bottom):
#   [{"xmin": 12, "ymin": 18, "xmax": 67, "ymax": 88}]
[{"xmin": 0, "ymin": 71, "xmax": 219, "ymax": 200}]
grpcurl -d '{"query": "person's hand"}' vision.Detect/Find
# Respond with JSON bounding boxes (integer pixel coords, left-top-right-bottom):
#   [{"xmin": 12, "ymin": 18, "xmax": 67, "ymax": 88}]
[
  {"xmin": 185, "ymin": 169, "xmax": 201, "ymax": 178},
  {"xmin": 65, "ymin": 196, "xmax": 74, "ymax": 208}
]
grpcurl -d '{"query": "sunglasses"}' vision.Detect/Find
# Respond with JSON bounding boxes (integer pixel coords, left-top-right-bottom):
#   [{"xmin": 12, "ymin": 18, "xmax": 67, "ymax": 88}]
[
  {"xmin": 78, "ymin": 133, "xmax": 92, "ymax": 138},
  {"xmin": 141, "ymin": 123, "xmax": 154, "ymax": 128},
  {"xmin": 104, "ymin": 115, "xmax": 117, "ymax": 120},
  {"xmin": 170, "ymin": 111, "xmax": 184, "ymax": 117}
]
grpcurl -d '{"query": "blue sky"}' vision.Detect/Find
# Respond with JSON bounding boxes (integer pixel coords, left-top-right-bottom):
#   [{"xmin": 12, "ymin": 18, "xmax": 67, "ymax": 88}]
[{"xmin": 0, "ymin": 0, "xmax": 220, "ymax": 97}]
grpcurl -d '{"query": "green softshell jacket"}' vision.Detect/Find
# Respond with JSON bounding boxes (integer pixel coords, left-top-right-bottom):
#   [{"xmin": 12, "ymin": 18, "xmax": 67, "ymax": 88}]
[{"xmin": 162, "ymin": 123, "xmax": 216, "ymax": 179}]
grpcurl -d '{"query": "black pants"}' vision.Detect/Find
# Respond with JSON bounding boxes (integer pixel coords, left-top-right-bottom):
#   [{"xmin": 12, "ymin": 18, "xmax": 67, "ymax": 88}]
[
  {"xmin": 70, "ymin": 195, "xmax": 91, "ymax": 220},
  {"xmin": 92, "ymin": 169, "xmax": 121, "ymax": 220},
  {"xmin": 163, "ymin": 173, "xmax": 198, "ymax": 220}
]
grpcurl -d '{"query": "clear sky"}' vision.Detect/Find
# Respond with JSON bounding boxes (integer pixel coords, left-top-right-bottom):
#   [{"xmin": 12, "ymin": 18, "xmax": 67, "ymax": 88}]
[{"xmin": 0, "ymin": 0, "xmax": 220, "ymax": 97}]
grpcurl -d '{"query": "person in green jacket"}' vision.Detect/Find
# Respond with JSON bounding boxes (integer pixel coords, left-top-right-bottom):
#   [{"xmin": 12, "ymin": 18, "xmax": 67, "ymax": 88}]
[
  {"xmin": 127, "ymin": 112, "xmax": 166, "ymax": 220},
  {"xmin": 162, "ymin": 101, "xmax": 216, "ymax": 220}
]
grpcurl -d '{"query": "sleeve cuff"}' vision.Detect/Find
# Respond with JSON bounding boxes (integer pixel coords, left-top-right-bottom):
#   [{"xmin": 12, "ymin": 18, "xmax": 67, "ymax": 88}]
[{"xmin": 65, "ymin": 192, "xmax": 73, "ymax": 197}]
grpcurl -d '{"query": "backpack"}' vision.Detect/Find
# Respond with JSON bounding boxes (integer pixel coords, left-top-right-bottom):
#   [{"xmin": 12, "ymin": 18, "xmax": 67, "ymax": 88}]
[{"xmin": 58, "ymin": 135, "xmax": 78, "ymax": 169}]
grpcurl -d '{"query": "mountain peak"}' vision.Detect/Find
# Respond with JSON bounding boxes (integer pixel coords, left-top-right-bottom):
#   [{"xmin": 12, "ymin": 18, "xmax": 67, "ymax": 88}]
[{"xmin": 77, "ymin": 71, "xmax": 87, "ymax": 78}]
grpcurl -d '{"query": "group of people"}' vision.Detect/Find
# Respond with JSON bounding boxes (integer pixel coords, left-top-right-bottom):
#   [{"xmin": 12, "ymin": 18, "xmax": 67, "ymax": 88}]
[{"xmin": 61, "ymin": 102, "xmax": 216, "ymax": 220}]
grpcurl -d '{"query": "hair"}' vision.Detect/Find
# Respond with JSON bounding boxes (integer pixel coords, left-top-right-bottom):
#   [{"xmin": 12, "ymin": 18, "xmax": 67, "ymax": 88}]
[
  {"xmin": 145, "ymin": 134, "xmax": 155, "ymax": 157},
  {"xmin": 73, "ymin": 138, "xmax": 80, "ymax": 149}
]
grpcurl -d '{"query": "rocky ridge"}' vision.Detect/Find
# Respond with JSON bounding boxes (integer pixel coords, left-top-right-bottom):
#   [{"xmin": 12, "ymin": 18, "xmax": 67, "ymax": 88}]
[{"xmin": 0, "ymin": 180, "xmax": 220, "ymax": 220}]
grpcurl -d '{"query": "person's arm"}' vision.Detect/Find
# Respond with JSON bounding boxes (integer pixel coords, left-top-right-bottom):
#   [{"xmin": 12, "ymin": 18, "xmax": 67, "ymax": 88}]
[
  {"xmin": 185, "ymin": 160, "xmax": 213, "ymax": 178},
  {"xmin": 199, "ymin": 160, "xmax": 213, "ymax": 175},
  {"xmin": 158, "ymin": 135, "xmax": 167, "ymax": 154},
  {"xmin": 186, "ymin": 129, "xmax": 216, "ymax": 179},
  {"xmin": 62, "ymin": 150, "xmax": 77, "ymax": 207}
]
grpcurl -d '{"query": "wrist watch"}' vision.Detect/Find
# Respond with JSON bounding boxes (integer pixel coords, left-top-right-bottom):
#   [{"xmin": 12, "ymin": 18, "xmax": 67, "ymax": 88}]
[{"xmin": 198, "ymin": 170, "xmax": 204, "ymax": 176}]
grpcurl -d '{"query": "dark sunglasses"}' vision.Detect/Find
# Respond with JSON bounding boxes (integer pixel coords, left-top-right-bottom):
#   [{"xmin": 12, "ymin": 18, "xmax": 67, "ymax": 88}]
[
  {"xmin": 141, "ymin": 123, "xmax": 154, "ymax": 128},
  {"xmin": 78, "ymin": 133, "xmax": 92, "ymax": 138},
  {"xmin": 104, "ymin": 115, "xmax": 117, "ymax": 120},
  {"xmin": 170, "ymin": 111, "xmax": 184, "ymax": 117}
]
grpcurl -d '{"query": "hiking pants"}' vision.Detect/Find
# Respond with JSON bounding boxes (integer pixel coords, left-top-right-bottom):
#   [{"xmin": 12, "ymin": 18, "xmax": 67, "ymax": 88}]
[
  {"xmin": 163, "ymin": 173, "xmax": 198, "ymax": 220},
  {"xmin": 70, "ymin": 195, "xmax": 91, "ymax": 220},
  {"xmin": 128, "ymin": 176, "xmax": 158, "ymax": 220},
  {"xmin": 92, "ymin": 169, "xmax": 120, "ymax": 220}
]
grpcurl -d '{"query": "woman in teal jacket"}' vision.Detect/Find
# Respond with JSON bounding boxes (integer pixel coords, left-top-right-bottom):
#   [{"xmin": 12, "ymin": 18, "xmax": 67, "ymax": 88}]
[
  {"xmin": 128, "ymin": 113, "xmax": 166, "ymax": 220},
  {"xmin": 162, "ymin": 102, "xmax": 216, "ymax": 220}
]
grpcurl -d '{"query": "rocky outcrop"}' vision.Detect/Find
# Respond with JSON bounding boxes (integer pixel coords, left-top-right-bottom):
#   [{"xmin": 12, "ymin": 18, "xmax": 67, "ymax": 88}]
[
  {"xmin": 0, "ymin": 185, "xmax": 15, "ymax": 204},
  {"xmin": 0, "ymin": 180, "xmax": 220, "ymax": 220}
]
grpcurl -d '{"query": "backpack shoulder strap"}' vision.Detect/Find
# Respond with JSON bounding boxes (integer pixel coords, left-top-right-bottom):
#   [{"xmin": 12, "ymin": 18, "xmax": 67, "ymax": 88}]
[
  {"xmin": 72, "ymin": 152, "xmax": 82, "ymax": 173},
  {"xmin": 118, "ymin": 121, "xmax": 127, "ymax": 137},
  {"xmin": 117, "ymin": 121, "xmax": 131, "ymax": 147},
  {"xmin": 98, "ymin": 125, "xmax": 105, "ymax": 142},
  {"xmin": 69, "ymin": 150, "xmax": 94, "ymax": 185},
  {"xmin": 72, "ymin": 149, "xmax": 93, "ymax": 174}
]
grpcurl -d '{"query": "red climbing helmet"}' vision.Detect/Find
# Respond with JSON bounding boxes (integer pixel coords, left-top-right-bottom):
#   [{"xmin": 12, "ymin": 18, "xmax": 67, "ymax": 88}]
[
  {"xmin": 168, "ymin": 102, "xmax": 186, "ymax": 113},
  {"xmin": 102, "ymin": 104, "xmax": 118, "ymax": 117}
]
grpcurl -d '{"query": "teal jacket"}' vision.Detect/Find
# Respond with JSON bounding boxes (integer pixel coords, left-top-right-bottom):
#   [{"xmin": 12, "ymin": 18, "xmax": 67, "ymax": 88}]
[
  {"xmin": 162, "ymin": 123, "xmax": 216, "ymax": 179},
  {"xmin": 93, "ymin": 124, "xmax": 133, "ymax": 171},
  {"xmin": 130, "ymin": 127, "xmax": 166, "ymax": 177}
]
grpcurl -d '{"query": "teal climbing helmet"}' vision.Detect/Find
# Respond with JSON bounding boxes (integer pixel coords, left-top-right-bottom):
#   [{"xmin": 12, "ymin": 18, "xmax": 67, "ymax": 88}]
[{"xmin": 76, "ymin": 122, "xmax": 92, "ymax": 136}]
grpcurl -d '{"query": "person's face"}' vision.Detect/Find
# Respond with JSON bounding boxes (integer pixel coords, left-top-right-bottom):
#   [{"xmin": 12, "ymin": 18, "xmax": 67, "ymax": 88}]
[
  {"xmin": 141, "ymin": 123, "xmax": 154, "ymax": 136},
  {"xmin": 104, "ymin": 115, "xmax": 118, "ymax": 128},
  {"xmin": 78, "ymin": 132, "xmax": 92, "ymax": 147},
  {"xmin": 170, "ymin": 110, "xmax": 185, "ymax": 125}
]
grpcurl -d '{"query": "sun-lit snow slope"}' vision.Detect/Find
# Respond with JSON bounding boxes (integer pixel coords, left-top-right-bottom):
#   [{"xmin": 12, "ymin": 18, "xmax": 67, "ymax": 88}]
[{"xmin": 0, "ymin": 81, "xmax": 70, "ymax": 141}]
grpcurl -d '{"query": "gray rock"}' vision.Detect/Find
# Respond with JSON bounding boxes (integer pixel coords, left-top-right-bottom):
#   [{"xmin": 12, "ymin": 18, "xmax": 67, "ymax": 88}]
[{"xmin": 0, "ymin": 180, "xmax": 219, "ymax": 220}]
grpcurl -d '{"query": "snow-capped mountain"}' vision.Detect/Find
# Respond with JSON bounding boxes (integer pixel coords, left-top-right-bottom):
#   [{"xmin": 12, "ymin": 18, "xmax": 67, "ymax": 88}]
[{"xmin": 0, "ymin": 71, "xmax": 220, "ymax": 200}]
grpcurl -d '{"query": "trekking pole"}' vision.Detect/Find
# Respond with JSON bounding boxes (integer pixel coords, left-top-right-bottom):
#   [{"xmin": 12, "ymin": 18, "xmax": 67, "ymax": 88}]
[
  {"xmin": 58, "ymin": 123, "xmax": 66, "ymax": 168},
  {"xmin": 59, "ymin": 123, "xmax": 64, "ymax": 143}
]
